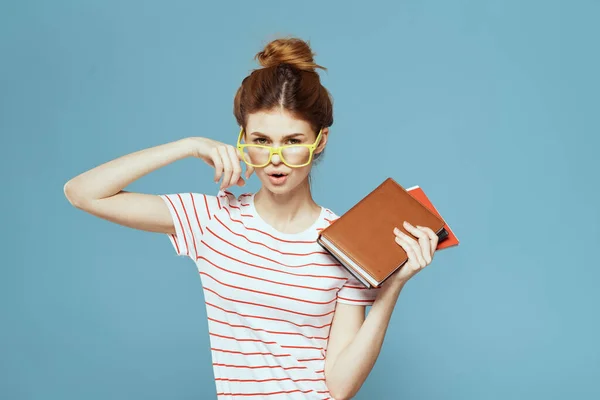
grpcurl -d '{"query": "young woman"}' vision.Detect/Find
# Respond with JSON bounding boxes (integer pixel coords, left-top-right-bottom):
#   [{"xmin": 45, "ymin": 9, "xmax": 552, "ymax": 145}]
[{"xmin": 64, "ymin": 37, "xmax": 438, "ymax": 400}]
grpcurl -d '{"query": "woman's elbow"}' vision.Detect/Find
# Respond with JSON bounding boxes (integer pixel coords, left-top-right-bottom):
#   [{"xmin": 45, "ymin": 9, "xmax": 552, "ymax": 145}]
[
  {"xmin": 326, "ymin": 380, "xmax": 355, "ymax": 400},
  {"xmin": 63, "ymin": 180, "xmax": 87, "ymax": 209}
]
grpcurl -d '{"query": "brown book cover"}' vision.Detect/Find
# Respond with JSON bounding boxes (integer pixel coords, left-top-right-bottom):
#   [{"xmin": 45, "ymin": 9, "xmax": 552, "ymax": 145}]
[{"xmin": 318, "ymin": 178, "xmax": 455, "ymax": 288}]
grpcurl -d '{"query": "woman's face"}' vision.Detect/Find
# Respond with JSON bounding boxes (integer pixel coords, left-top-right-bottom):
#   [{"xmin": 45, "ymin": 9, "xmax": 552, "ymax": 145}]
[{"xmin": 244, "ymin": 109, "xmax": 328, "ymax": 195}]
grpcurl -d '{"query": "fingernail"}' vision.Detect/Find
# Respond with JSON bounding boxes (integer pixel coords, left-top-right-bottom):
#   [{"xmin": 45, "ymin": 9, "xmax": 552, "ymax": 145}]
[{"xmin": 393, "ymin": 227, "xmax": 399, "ymax": 234}]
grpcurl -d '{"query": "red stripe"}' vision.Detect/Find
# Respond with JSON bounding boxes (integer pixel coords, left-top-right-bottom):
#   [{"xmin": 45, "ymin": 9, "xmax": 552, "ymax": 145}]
[
  {"xmin": 216, "ymin": 195, "xmax": 221, "ymax": 209},
  {"xmin": 210, "ymin": 348, "xmax": 291, "ymax": 357},
  {"xmin": 203, "ymin": 194, "xmax": 211, "ymax": 220},
  {"xmin": 190, "ymin": 193, "xmax": 203, "ymax": 236},
  {"xmin": 214, "ymin": 377, "xmax": 324, "ymax": 383},
  {"xmin": 206, "ymin": 227, "xmax": 340, "ymax": 268},
  {"xmin": 209, "ymin": 333, "xmax": 323, "ymax": 352},
  {"xmin": 205, "ymin": 301, "xmax": 332, "ymax": 330},
  {"xmin": 210, "ymin": 332, "xmax": 276, "ymax": 344},
  {"xmin": 201, "ymin": 271, "xmax": 336, "ymax": 306},
  {"xmin": 177, "ymin": 194, "xmax": 198, "ymax": 259},
  {"xmin": 343, "ymin": 285, "xmax": 367, "ymax": 289},
  {"xmin": 280, "ymin": 344, "xmax": 323, "ymax": 350},
  {"xmin": 198, "ymin": 255, "xmax": 340, "ymax": 292},
  {"xmin": 221, "ymin": 192, "xmax": 253, "ymax": 216},
  {"xmin": 214, "ymin": 215, "xmax": 330, "ymax": 256},
  {"xmin": 169, "ymin": 234, "xmax": 180, "ymax": 254},
  {"xmin": 222, "ymin": 206, "xmax": 316, "ymax": 244},
  {"xmin": 337, "ymin": 296, "xmax": 374, "ymax": 304},
  {"xmin": 200, "ymin": 240, "xmax": 346, "ymax": 281},
  {"xmin": 208, "ymin": 317, "xmax": 329, "ymax": 340},
  {"xmin": 213, "ymin": 363, "xmax": 306, "ymax": 370},
  {"xmin": 298, "ymin": 357, "xmax": 325, "ymax": 362},
  {"xmin": 164, "ymin": 195, "xmax": 189, "ymax": 256},
  {"xmin": 221, "ymin": 193, "xmax": 241, "ymax": 210},
  {"xmin": 203, "ymin": 287, "xmax": 336, "ymax": 318},
  {"xmin": 217, "ymin": 389, "xmax": 314, "ymax": 397}
]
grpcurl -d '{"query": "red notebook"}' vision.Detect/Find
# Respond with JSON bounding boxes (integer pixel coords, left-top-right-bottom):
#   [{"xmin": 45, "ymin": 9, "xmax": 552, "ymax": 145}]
[{"xmin": 406, "ymin": 185, "xmax": 460, "ymax": 250}]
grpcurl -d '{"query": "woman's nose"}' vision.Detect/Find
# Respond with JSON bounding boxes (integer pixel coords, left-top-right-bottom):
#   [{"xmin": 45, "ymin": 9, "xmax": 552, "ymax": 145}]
[{"xmin": 271, "ymin": 153, "xmax": 282, "ymax": 165}]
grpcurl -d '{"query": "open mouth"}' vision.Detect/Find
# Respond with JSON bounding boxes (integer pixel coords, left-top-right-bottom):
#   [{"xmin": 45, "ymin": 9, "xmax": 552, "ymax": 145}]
[
  {"xmin": 267, "ymin": 172, "xmax": 289, "ymax": 185},
  {"xmin": 268, "ymin": 172, "xmax": 288, "ymax": 177}
]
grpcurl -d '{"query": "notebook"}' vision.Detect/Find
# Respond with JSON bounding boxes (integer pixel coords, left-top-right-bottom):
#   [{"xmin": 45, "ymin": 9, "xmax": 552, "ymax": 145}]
[
  {"xmin": 404, "ymin": 185, "xmax": 459, "ymax": 251},
  {"xmin": 317, "ymin": 178, "xmax": 459, "ymax": 288}
]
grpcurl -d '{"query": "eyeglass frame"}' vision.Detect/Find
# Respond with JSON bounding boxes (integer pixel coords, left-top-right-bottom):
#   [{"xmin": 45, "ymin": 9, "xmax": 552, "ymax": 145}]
[{"xmin": 236, "ymin": 127, "xmax": 324, "ymax": 168}]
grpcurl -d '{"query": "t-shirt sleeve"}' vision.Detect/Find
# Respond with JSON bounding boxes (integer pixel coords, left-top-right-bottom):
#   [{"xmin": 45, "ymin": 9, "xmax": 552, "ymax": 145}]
[
  {"xmin": 337, "ymin": 275, "xmax": 381, "ymax": 306},
  {"xmin": 159, "ymin": 192, "xmax": 217, "ymax": 260}
]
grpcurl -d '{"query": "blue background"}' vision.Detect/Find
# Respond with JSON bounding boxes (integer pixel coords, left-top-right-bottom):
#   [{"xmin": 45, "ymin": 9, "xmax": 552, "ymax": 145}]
[{"xmin": 2, "ymin": 0, "xmax": 599, "ymax": 399}]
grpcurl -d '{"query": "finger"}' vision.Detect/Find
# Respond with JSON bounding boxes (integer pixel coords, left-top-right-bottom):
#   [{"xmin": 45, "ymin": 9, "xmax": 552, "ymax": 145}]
[
  {"xmin": 210, "ymin": 147, "xmax": 224, "ymax": 183},
  {"xmin": 417, "ymin": 225, "xmax": 439, "ymax": 257},
  {"xmin": 245, "ymin": 164, "xmax": 255, "ymax": 180},
  {"xmin": 394, "ymin": 227, "xmax": 427, "ymax": 268},
  {"xmin": 217, "ymin": 146, "xmax": 233, "ymax": 190},
  {"xmin": 394, "ymin": 236, "xmax": 421, "ymax": 272},
  {"xmin": 404, "ymin": 222, "xmax": 431, "ymax": 264},
  {"xmin": 234, "ymin": 148, "xmax": 252, "ymax": 183},
  {"xmin": 398, "ymin": 229, "xmax": 427, "ymax": 267},
  {"xmin": 226, "ymin": 145, "xmax": 243, "ymax": 187}
]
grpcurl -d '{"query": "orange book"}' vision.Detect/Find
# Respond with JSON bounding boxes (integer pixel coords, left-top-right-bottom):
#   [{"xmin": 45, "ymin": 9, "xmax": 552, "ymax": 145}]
[{"xmin": 406, "ymin": 185, "xmax": 460, "ymax": 250}]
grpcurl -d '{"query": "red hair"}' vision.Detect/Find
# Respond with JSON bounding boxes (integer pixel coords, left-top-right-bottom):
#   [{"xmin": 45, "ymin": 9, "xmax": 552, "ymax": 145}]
[{"xmin": 233, "ymin": 38, "xmax": 334, "ymax": 133}]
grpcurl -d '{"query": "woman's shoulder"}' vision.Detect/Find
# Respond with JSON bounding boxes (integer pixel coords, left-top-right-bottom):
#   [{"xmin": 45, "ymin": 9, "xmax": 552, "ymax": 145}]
[
  {"xmin": 206, "ymin": 190, "xmax": 254, "ymax": 215},
  {"xmin": 321, "ymin": 206, "xmax": 339, "ymax": 226},
  {"xmin": 167, "ymin": 190, "xmax": 252, "ymax": 219}
]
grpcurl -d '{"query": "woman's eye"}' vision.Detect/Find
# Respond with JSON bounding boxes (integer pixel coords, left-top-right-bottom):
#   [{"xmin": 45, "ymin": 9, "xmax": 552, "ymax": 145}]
[{"xmin": 252, "ymin": 137, "xmax": 302, "ymax": 145}]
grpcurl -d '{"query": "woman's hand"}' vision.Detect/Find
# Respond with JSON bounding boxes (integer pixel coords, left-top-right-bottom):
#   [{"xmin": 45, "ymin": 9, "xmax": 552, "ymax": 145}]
[
  {"xmin": 188, "ymin": 137, "xmax": 255, "ymax": 190},
  {"xmin": 385, "ymin": 221, "xmax": 439, "ymax": 288}
]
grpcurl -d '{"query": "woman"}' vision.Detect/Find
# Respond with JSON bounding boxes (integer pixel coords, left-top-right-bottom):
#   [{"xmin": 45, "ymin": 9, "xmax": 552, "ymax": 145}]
[{"xmin": 64, "ymin": 37, "xmax": 438, "ymax": 400}]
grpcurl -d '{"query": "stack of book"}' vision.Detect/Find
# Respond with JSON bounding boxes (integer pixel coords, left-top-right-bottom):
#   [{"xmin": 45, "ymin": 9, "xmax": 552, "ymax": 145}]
[{"xmin": 318, "ymin": 178, "xmax": 459, "ymax": 288}]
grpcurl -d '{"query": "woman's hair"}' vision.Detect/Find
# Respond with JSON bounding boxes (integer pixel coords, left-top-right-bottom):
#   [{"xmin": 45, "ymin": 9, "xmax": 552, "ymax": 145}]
[{"xmin": 233, "ymin": 37, "xmax": 334, "ymax": 134}]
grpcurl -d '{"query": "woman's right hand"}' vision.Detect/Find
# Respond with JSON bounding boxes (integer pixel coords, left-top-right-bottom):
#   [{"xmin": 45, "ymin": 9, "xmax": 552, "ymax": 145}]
[{"xmin": 188, "ymin": 137, "xmax": 254, "ymax": 190}]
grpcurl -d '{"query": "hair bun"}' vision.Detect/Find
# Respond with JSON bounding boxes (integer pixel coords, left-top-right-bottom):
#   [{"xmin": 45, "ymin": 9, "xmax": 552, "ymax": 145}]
[{"xmin": 255, "ymin": 38, "xmax": 325, "ymax": 72}]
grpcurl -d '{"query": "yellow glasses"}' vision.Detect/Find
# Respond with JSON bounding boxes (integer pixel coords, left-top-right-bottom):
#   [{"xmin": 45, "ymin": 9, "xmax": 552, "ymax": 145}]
[{"xmin": 236, "ymin": 127, "xmax": 323, "ymax": 168}]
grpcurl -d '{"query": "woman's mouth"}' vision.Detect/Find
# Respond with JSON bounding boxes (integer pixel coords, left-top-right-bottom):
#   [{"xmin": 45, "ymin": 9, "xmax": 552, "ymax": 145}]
[{"xmin": 268, "ymin": 173, "xmax": 289, "ymax": 185}]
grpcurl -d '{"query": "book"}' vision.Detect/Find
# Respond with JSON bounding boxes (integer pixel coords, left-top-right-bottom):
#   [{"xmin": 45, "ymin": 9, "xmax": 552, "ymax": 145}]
[
  {"xmin": 317, "ymin": 178, "xmax": 459, "ymax": 288},
  {"xmin": 404, "ymin": 185, "xmax": 459, "ymax": 251}
]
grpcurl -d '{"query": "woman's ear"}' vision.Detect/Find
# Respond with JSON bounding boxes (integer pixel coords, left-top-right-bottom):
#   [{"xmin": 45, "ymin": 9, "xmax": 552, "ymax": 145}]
[{"xmin": 315, "ymin": 127, "xmax": 329, "ymax": 154}]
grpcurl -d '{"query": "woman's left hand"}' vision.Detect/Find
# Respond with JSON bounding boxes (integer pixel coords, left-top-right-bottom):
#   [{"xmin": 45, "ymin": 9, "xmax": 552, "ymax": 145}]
[{"xmin": 386, "ymin": 221, "xmax": 439, "ymax": 287}]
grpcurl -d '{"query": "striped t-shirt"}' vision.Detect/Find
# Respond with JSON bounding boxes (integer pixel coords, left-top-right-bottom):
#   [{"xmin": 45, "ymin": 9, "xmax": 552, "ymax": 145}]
[{"xmin": 160, "ymin": 190, "xmax": 380, "ymax": 399}]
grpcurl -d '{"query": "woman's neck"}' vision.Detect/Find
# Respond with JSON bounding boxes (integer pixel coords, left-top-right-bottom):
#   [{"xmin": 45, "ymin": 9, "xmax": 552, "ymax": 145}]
[{"xmin": 254, "ymin": 179, "xmax": 322, "ymax": 234}]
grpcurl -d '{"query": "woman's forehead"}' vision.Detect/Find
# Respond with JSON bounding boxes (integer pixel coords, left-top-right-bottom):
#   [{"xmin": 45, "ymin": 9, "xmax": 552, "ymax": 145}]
[{"xmin": 246, "ymin": 110, "xmax": 312, "ymax": 138}]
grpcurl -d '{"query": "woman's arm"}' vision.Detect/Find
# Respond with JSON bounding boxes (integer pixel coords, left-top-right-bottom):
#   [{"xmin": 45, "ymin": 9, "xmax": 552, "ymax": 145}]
[
  {"xmin": 324, "ymin": 222, "xmax": 439, "ymax": 399},
  {"xmin": 64, "ymin": 137, "xmax": 250, "ymax": 233},
  {"xmin": 324, "ymin": 281, "xmax": 404, "ymax": 400}
]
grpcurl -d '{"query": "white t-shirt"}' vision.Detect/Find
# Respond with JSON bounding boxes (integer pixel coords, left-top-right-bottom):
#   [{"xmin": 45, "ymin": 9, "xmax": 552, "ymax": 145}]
[{"xmin": 160, "ymin": 190, "xmax": 380, "ymax": 399}]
